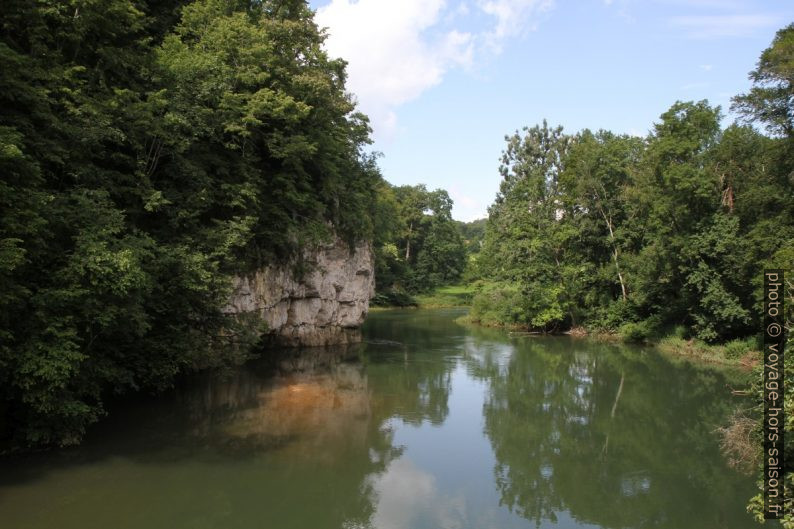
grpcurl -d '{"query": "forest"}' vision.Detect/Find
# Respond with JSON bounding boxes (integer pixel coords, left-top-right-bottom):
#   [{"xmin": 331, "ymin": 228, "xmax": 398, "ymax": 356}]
[
  {"xmin": 0, "ymin": 0, "xmax": 474, "ymax": 451},
  {"xmin": 0, "ymin": 0, "xmax": 389, "ymax": 448},
  {"xmin": 465, "ymin": 25, "xmax": 794, "ymax": 344},
  {"xmin": 463, "ymin": 24, "xmax": 793, "ymax": 522},
  {"xmin": 0, "ymin": 0, "xmax": 791, "ymax": 524},
  {"xmin": 468, "ymin": 96, "xmax": 793, "ymax": 344}
]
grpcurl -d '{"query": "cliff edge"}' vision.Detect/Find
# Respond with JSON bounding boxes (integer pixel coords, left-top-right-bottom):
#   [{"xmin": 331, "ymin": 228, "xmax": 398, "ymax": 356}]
[{"xmin": 225, "ymin": 239, "xmax": 375, "ymax": 347}]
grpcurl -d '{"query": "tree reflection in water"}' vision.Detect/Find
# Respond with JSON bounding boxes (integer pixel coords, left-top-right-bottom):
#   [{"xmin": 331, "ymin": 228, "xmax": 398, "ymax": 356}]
[
  {"xmin": 463, "ymin": 326, "xmax": 753, "ymax": 529},
  {"xmin": 0, "ymin": 309, "xmax": 754, "ymax": 529}
]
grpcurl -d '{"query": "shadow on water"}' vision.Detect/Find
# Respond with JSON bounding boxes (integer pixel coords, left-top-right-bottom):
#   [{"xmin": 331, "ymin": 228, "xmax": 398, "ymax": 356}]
[
  {"xmin": 1, "ymin": 343, "xmax": 385, "ymax": 469},
  {"xmin": 0, "ymin": 308, "xmax": 757, "ymax": 529}
]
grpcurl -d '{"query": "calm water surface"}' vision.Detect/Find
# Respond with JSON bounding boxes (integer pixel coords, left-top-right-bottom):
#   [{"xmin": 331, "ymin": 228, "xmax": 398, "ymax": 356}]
[{"xmin": 0, "ymin": 309, "xmax": 756, "ymax": 528}]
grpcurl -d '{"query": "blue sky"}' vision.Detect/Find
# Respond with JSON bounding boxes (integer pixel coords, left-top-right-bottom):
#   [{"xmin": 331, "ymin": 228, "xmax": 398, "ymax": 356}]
[{"xmin": 309, "ymin": 0, "xmax": 794, "ymax": 221}]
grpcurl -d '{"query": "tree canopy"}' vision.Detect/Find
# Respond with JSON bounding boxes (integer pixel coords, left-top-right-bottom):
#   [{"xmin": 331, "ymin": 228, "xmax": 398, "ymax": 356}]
[
  {"xmin": 372, "ymin": 183, "xmax": 467, "ymax": 304},
  {"xmin": 472, "ymin": 94, "xmax": 792, "ymax": 342},
  {"xmin": 0, "ymin": 0, "xmax": 382, "ymax": 448}
]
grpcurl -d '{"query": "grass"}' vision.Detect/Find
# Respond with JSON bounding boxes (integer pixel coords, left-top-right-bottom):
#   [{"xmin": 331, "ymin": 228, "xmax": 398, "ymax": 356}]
[
  {"xmin": 413, "ymin": 284, "xmax": 478, "ymax": 308},
  {"xmin": 580, "ymin": 330, "xmax": 761, "ymax": 368},
  {"xmin": 453, "ymin": 313, "xmax": 530, "ymax": 330},
  {"xmin": 375, "ymin": 283, "xmax": 762, "ymax": 369},
  {"xmin": 716, "ymin": 410, "xmax": 760, "ymax": 475},
  {"xmin": 654, "ymin": 335, "xmax": 761, "ymax": 368}
]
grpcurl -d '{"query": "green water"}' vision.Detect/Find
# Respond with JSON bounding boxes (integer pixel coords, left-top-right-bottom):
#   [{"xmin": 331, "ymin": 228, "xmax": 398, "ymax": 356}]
[{"xmin": 0, "ymin": 309, "xmax": 756, "ymax": 529}]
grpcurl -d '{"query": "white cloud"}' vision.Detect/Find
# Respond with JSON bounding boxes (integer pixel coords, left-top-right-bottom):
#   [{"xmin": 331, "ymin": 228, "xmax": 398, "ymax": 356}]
[
  {"xmin": 600, "ymin": 0, "xmax": 635, "ymax": 23},
  {"xmin": 657, "ymin": 0, "xmax": 744, "ymax": 8},
  {"xmin": 315, "ymin": 0, "xmax": 555, "ymax": 140},
  {"xmin": 450, "ymin": 186, "xmax": 488, "ymax": 221},
  {"xmin": 699, "ymin": 64, "xmax": 713, "ymax": 71},
  {"xmin": 670, "ymin": 13, "xmax": 783, "ymax": 39},
  {"xmin": 367, "ymin": 458, "xmax": 467, "ymax": 529},
  {"xmin": 316, "ymin": 0, "xmax": 473, "ymax": 141},
  {"xmin": 478, "ymin": 0, "xmax": 555, "ymax": 51}
]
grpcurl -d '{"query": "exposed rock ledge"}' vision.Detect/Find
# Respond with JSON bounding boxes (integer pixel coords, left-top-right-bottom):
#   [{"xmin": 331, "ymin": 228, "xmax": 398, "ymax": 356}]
[{"xmin": 224, "ymin": 238, "xmax": 375, "ymax": 347}]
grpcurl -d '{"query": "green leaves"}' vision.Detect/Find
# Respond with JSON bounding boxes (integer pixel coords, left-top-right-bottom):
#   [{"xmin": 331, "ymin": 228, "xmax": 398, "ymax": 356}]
[
  {"xmin": 371, "ymin": 183, "xmax": 467, "ymax": 298},
  {"xmin": 732, "ymin": 23, "xmax": 794, "ymax": 136},
  {"xmin": 474, "ymin": 92, "xmax": 790, "ymax": 341},
  {"xmin": 0, "ymin": 0, "xmax": 382, "ymax": 449}
]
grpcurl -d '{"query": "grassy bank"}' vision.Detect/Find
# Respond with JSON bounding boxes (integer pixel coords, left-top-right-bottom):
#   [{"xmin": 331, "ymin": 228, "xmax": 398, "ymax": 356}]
[
  {"xmin": 373, "ymin": 283, "xmax": 761, "ymax": 368},
  {"xmin": 414, "ymin": 284, "xmax": 478, "ymax": 307},
  {"xmin": 465, "ymin": 305, "xmax": 760, "ymax": 369},
  {"xmin": 583, "ymin": 325, "xmax": 762, "ymax": 368},
  {"xmin": 372, "ymin": 283, "xmax": 479, "ymax": 309},
  {"xmin": 653, "ymin": 335, "xmax": 761, "ymax": 367}
]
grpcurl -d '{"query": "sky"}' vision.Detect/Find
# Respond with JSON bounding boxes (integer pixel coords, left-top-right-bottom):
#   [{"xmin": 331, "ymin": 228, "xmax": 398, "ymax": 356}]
[{"xmin": 308, "ymin": 0, "xmax": 794, "ymax": 221}]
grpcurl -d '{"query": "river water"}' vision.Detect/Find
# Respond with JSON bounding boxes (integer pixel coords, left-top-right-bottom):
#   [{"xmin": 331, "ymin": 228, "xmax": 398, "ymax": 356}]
[{"xmin": 0, "ymin": 308, "xmax": 756, "ymax": 528}]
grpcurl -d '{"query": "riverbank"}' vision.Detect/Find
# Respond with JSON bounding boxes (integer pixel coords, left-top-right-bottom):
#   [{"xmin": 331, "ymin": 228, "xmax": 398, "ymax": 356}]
[
  {"xmin": 373, "ymin": 283, "xmax": 761, "ymax": 368},
  {"xmin": 371, "ymin": 283, "xmax": 478, "ymax": 309},
  {"xmin": 466, "ymin": 318, "xmax": 760, "ymax": 368},
  {"xmin": 414, "ymin": 284, "xmax": 478, "ymax": 307},
  {"xmin": 0, "ymin": 307, "xmax": 757, "ymax": 529}
]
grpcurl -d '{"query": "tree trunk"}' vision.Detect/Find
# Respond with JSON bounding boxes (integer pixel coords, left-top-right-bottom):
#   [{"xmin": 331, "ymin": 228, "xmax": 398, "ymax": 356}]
[
  {"xmin": 404, "ymin": 222, "xmax": 412, "ymax": 260},
  {"xmin": 599, "ymin": 207, "xmax": 628, "ymax": 302},
  {"xmin": 610, "ymin": 373, "xmax": 625, "ymax": 419},
  {"xmin": 602, "ymin": 373, "xmax": 625, "ymax": 456}
]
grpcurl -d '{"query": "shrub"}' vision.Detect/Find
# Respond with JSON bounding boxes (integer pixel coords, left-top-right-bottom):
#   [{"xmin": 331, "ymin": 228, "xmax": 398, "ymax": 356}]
[
  {"xmin": 589, "ymin": 300, "xmax": 639, "ymax": 332},
  {"xmin": 470, "ymin": 283, "xmax": 526, "ymax": 326},
  {"xmin": 723, "ymin": 336, "xmax": 758, "ymax": 360},
  {"xmin": 371, "ymin": 290, "xmax": 417, "ymax": 307},
  {"xmin": 619, "ymin": 317, "xmax": 662, "ymax": 342}
]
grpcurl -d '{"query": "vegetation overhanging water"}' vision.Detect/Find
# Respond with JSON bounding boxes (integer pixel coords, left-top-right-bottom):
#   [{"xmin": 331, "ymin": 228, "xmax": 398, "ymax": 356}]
[{"xmin": 0, "ymin": 309, "xmax": 756, "ymax": 529}]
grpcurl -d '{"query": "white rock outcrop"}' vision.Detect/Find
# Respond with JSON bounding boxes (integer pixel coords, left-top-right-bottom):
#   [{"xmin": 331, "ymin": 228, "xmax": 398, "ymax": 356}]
[{"xmin": 225, "ymin": 239, "xmax": 375, "ymax": 347}]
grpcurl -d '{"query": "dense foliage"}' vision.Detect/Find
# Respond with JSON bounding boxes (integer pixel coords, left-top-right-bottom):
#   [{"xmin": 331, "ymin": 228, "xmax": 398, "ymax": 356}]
[
  {"xmin": 0, "ymin": 0, "xmax": 382, "ymax": 448},
  {"xmin": 371, "ymin": 183, "xmax": 467, "ymax": 305},
  {"xmin": 734, "ymin": 23, "xmax": 794, "ymax": 527},
  {"xmin": 472, "ymin": 23, "xmax": 794, "ymax": 524},
  {"xmin": 472, "ymin": 28, "xmax": 793, "ymax": 342}
]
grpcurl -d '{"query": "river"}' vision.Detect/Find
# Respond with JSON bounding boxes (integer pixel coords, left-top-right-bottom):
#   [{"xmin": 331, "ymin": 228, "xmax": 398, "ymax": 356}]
[{"xmin": 0, "ymin": 308, "xmax": 756, "ymax": 528}]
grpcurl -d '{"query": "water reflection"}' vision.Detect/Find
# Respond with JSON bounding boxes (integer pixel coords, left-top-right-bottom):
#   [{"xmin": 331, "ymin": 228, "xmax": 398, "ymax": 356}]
[
  {"xmin": 462, "ymin": 325, "xmax": 752, "ymax": 529},
  {"xmin": 0, "ymin": 309, "xmax": 754, "ymax": 529},
  {"xmin": 182, "ymin": 347, "xmax": 375, "ymax": 460}
]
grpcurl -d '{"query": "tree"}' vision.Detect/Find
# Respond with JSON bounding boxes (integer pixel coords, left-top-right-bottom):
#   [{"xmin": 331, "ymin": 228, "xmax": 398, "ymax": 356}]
[
  {"xmin": 370, "ymin": 184, "xmax": 466, "ymax": 302},
  {"xmin": 472, "ymin": 96, "xmax": 788, "ymax": 341},
  {"xmin": 560, "ymin": 131, "xmax": 643, "ymax": 304},
  {"xmin": 732, "ymin": 23, "xmax": 794, "ymax": 137},
  {"xmin": 480, "ymin": 121, "xmax": 572, "ymax": 283},
  {"xmin": 0, "ymin": 0, "xmax": 383, "ymax": 448},
  {"xmin": 476, "ymin": 121, "xmax": 575, "ymax": 331},
  {"xmin": 729, "ymin": 22, "xmax": 794, "ymax": 526}
]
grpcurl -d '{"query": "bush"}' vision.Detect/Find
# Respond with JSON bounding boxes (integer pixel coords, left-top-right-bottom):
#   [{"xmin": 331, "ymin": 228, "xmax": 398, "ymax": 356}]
[
  {"xmin": 470, "ymin": 280, "xmax": 572, "ymax": 331},
  {"xmin": 371, "ymin": 290, "xmax": 417, "ymax": 307},
  {"xmin": 717, "ymin": 411, "xmax": 760, "ymax": 474},
  {"xmin": 723, "ymin": 336, "xmax": 758, "ymax": 360},
  {"xmin": 589, "ymin": 300, "xmax": 639, "ymax": 332},
  {"xmin": 619, "ymin": 317, "xmax": 662, "ymax": 342},
  {"xmin": 670, "ymin": 324, "xmax": 689, "ymax": 339},
  {"xmin": 470, "ymin": 283, "xmax": 526, "ymax": 326}
]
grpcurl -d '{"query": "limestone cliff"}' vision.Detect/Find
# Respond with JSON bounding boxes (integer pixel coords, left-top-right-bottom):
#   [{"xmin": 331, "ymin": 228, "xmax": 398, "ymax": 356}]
[{"xmin": 225, "ymin": 239, "xmax": 375, "ymax": 347}]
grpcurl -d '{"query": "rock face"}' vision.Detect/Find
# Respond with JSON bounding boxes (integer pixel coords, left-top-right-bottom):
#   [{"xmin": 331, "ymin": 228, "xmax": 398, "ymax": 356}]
[{"xmin": 225, "ymin": 239, "xmax": 375, "ymax": 347}]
